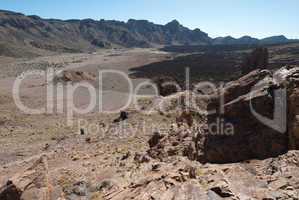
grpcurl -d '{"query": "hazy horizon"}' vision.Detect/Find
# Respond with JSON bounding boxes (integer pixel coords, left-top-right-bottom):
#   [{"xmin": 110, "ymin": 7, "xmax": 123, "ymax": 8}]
[{"xmin": 0, "ymin": 0, "xmax": 298, "ymax": 39}]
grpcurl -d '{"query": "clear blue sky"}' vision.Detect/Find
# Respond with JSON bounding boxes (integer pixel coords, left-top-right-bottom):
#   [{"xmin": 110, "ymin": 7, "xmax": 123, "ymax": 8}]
[{"xmin": 1, "ymin": 0, "xmax": 298, "ymax": 39}]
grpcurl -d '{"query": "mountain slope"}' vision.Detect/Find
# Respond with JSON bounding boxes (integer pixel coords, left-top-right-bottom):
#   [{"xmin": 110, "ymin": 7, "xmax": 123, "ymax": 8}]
[
  {"xmin": 212, "ymin": 35, "xmax": 298, "ymax": 45},
  {"xmin": 0, "ymin": 10, "xmax": 297, "ymax": 57},
  {"xmin": 0, "ymin": 10, "xmax": 211, "ymax": 57},
  {"xmin": 260, "ymin": 35, "xmax": 289, "ymax": 44}
]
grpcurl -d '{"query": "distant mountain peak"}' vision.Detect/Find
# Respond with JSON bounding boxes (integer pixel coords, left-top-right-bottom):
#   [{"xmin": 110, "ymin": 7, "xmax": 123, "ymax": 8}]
[
  {"xmin": 274, "ymin": 35, "xmax": 287, "ymax": 39},
  {"xmin": 127, "ymin": 19, "xmax": 150, "ymax": 24},
  {"xmin": 260, "ymin": 35, "xmax": 289, "ymax": 45},
  {"xmin": 239, "ymin": 35, "xmax": 254, "ymax": 39},
  {"xmin": 166, "ymin": 19, "xmax": 181, "ymax": 27}
]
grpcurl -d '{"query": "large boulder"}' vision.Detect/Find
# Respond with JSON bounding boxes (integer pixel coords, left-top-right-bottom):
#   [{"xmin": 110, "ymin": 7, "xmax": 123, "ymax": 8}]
[
  {"xmin": 145, "ymin": 67, "xmax": 299, "ymax": 164},
  {"xmin": 203, "ymin": 67, "xmax": 299, "ymax": 163},
  {"xmin": 220, "ymin": 69, "xmax": 271, "ymax": 103},
  {"xmin": 205, "ymin": 90, "xmax": 288, "ymax": 163}
]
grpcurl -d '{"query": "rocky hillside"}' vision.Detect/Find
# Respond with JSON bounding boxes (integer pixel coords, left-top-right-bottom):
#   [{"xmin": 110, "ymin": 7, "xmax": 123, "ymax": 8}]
[
  {"xmin": 0, "ymin": 10, "xmax": 298, "ymax": 57},
  {"xmin": 1, "ymin": 66, "xmax": 299, "ymax": 199},
  {"xmin": 0, "ymin": 10, "xmax": 211, "ymax": 57}
]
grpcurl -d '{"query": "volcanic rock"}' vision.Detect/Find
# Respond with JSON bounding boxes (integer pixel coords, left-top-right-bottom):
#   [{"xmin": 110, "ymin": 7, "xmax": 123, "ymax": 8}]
[
  {"xmin": 204, "ymin": 67, "xmax": 299, "ymax": 163},
  {"xmin": 113, "ymin": 111, "xmax": 128, "ymax": 123},
  {"xmin": 0, "ymin": 181, "xmax": 22, "ymax": 200},
  {"xmin": 54, "ymin": 70, "xmax": 96, "ymax": 83},
  {"xmin": 242, "ymin": 47, "xmax": 269, "ymax": 75},
  {"xmin": 153, "ymin": 76, "xmax": 179, "ymax": 97}
]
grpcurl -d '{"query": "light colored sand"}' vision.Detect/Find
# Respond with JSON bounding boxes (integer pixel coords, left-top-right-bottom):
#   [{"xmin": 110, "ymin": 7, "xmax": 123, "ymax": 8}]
[
  {"xmin": 0, "ymin": 48, "xmax": 171, "ymax": 112},
  {"xmin": 0, "ymin": 48, "xmax": 174, "ymax": 173}
]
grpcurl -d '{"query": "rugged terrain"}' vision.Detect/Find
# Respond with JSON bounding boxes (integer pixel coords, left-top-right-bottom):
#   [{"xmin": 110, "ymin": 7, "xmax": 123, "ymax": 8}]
[
  {"xmin": 1, "ymin": 9, "xmax": 299, "ymax": 200},
  {"xmin": 0, "ymin": 45, "xmax": 299, "ymax": 199},
  {"xmin": 0, "ymin": 10, "xmax": 298, "ymax": 58}
]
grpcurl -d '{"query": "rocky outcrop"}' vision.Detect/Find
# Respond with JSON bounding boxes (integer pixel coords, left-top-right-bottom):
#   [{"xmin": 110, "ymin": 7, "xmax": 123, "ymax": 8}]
[
  {"xmin": 146, "ymin": 66, "xmax": 299, "ymax": 163},
  {"xmin": 54, "ymin": 70, "xmax": 96, "ymax": 83},
  {"xmin": 204, "ymin": 66, "xmax": 299, "ymax": 163},
  {"xmin": 242, "ymin": 47, "xmax": 269, "ymax": 75},
  {"xmin": 205, "ymin": 91, "xmax": 288, "ymax": 163},
  {"xmin": 144, "ymin": 66, "xmax": 299, "ymax": 164},
  {"xmin": 146, "ymin": 123, "xmax": 202, "ymax": 162},
  {"xmin": 106, "ymin": 151, "xmax": 299, "ymax": 199},
  {"xmin": 219, "ymin": 69, "xmax": 271, "ymax": 103}
]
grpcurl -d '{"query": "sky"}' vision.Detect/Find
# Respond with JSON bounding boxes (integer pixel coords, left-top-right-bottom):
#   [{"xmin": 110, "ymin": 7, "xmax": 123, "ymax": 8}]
[{"xmin": 0, "ymin": 0, "xmax": 298, "ymax": 39}]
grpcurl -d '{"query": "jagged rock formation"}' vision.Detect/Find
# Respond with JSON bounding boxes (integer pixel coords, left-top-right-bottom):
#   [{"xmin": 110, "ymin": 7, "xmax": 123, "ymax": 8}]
[{"xmin": 146, "ymin": 125, "xmax": 199, "ymax": 162}]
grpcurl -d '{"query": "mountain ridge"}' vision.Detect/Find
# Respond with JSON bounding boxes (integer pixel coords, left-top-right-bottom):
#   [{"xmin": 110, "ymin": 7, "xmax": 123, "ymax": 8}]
[{"xmin": 0, "ymin": 9, "xmax": 298, "ymax": 57}]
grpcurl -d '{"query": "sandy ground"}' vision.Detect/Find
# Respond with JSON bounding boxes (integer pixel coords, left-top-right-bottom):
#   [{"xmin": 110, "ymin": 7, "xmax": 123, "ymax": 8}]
[
  {"xmin": 0, "ymin": 48, "xmax": 174, "ymax": 184},
  {"xmin": 0, "ymin": 48, "xmax": 171, "ymax": 110}
]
